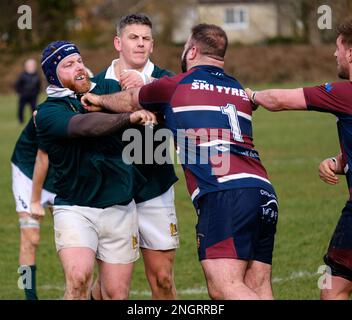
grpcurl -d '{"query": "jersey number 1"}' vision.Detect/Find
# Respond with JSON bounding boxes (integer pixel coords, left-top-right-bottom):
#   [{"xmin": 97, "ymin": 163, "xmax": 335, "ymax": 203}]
[{"xmin": 221, "ymin": 103, "xmax": 244, "ymax": 142}]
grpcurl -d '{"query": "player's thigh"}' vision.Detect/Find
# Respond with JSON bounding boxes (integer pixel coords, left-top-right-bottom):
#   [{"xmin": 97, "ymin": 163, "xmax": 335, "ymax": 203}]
[
  {"xmin": 59, "ymin": 247, "xmax": 96, "ymax": 281},
  {"xmin": 244, "ymin": 260, "xmax": 272, "ymax": 287},
  {"xmin": 201, "ymin": 258, "xmax": 249, "ymax": 288},
  {"xmin": 141, "ymin": 248, "xmax": 176, "ymax": 275},
  {"xmin": 97, "ymin": 260, "xmax": 134, "ymax": 294}
]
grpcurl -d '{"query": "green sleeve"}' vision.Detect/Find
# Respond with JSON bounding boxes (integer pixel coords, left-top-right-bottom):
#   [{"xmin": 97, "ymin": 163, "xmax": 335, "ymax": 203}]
[{"xmin": 36, "ymin": 104, "xmax": 77, "ymax": 143}]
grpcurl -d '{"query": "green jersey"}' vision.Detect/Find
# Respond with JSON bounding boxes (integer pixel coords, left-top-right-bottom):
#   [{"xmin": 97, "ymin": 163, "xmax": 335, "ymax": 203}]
[
  {"xmin": 93, "ymin": 59, "xmax": 178, "ymax": 203},
  {"xmin": 35, "ymin": 84, "xmax": 146, "ymax": 208},
  {"xmin": 11, "ymin": 116, "xmax": 55, "ymax": 193}
]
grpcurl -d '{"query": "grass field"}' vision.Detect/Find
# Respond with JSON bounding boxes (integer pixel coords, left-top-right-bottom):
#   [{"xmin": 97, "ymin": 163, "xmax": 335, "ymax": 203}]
[{"xmin": 0, "ymin": 88, "xmax": 347, "ymax": 300}]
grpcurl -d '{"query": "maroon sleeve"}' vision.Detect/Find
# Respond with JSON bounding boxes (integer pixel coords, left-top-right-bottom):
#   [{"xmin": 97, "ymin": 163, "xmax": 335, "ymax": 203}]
[
  {"xmin": 303, "ymin": 81, "xmax": 352, "ymax": 114},
  {"xmin": 138, "ymin": 75, "xmax": 179, "ymax": 112}
]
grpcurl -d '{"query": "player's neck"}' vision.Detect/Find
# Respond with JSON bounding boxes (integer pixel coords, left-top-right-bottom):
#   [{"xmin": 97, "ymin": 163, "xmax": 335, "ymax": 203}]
[
  {"xmin": 192, "ymin": 57, "xmax": 224, "ymax": 69},
  {"xmin": 114, "ymin": 59, "xmax": 145, "ymax": 80}
]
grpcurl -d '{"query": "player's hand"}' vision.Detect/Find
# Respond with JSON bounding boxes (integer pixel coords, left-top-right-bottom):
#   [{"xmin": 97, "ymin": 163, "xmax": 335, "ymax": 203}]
[
  {"xmin": 245, "ymin": 88, "xmax": 259, "ymax": 111},
  {"xmin": 130, "ymin": 110, "xmax": 157, "ymax": 126},
  {"xmin": 30, "ymin": 201, "xmax": 45, "ymax": 220},
  {"xmin": 120, "ymin": 70, "xmax": 149, "ymax": 90},
  {"xmin": 81, "ymin": 93, "xmax": 103, "ymax": 112},
  {"xmin": 319, "ymin": 158, "xmax": 339, "ymax": 185}
]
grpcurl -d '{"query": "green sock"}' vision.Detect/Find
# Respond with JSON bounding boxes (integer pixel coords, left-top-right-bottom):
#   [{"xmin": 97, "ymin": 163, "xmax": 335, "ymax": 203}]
[{"xmin": 20, "ymin": 265, "xmax": 38, "ymax": 300}]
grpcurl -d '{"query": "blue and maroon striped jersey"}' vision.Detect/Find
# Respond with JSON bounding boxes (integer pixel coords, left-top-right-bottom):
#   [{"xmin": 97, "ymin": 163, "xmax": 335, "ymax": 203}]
[
  {"xmin": 304, "ymin": 81, "xmax": 352, "ymax": 203},
  {"xmin": 139, "ymin": 65, "xmax": 275, "ymax": 208}
]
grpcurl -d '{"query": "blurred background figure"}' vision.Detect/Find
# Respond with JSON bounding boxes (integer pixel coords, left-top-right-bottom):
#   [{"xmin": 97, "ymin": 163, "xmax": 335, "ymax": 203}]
[{"xmin": 14, "ymin": 59, "xmax": 41, "ymax": 124}]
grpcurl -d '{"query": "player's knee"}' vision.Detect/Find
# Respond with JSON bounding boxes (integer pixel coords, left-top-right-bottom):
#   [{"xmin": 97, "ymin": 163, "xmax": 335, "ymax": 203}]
[
  {"xmin": 246, "ymin": 274, "xmax": 269, "ymax": 291},
  {"xmin": 207, "ymin": 286, "xmax": 224, "ymax": 300},
  {"xmin": 321, "ymin": 287, "xmax": 350, "ymax": 300},
  {"xmin": 102, "ymin": 285, "xmax": 129, "ymax": 300},
  {"xmin": 320, "ymin": 288, "xmax": 345, "ymax": 300},
  {"xmin": 21, "ymin": 231, "xmax": 40, "ymax": 251},
  {"xmin": 205, "ymin": 279, "xmax": 226, "ymax": 300},
  {"xmin": 104, "ymin": 291, "xmax": 129, "ymax": 300},
  {"xmin": 29, "ymin": 232, "xmax": 40, "ymax": 248},
  {"xmin": 155, "ymin": 270, "xmax": 173, "ymax": 291},
  {"xmin": 67, "ymin": 270, "xmax": 91, "ymax": 292}
]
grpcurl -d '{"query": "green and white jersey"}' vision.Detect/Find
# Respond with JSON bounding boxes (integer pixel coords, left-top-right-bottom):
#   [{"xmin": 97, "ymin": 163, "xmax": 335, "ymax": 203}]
[
  {"xmin": 35, "ymin": 83, "xmax": 146, "ymax": 208},
  {"xmin": 11, "ymin": 116, "xmax": 55, "ymax": 193},
  {"xmin": 94, "ymin": 60, "xmax": 178, "ymax": 203}
]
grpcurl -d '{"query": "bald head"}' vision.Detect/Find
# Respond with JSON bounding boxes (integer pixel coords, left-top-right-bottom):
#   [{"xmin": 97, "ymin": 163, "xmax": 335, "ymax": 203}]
[{"xmin": 24, "ymin": 59, "xmax": 37, "ymax": 74}]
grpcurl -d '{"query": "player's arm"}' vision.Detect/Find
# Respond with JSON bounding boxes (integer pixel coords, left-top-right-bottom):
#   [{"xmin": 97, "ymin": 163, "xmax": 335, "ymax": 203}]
[
  {"xmin": 245, "ymin": 88, "xmax": 307, "ymax": 111},
  {"xmin": 319, "ymin": 153, "xmax": 345, "ymax": 185},
  {"xmin": 67, "ymin": 109, "xmax": 156, "ymax": 138},
  {"xmin": 30, "ymin": 149, "xmax": 49, "ymax": 219},
  {"xmin": 83, "ymin": 76, "xmax": 175, "ymax": 114},
  {"xmin": 82, "ymin": 88, "xmax": 142, "ymax": 113}
]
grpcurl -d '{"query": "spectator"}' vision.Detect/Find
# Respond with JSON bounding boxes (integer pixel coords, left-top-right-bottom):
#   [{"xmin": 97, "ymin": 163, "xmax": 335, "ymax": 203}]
[{"xmin": 15, "ymin": 59, "xmax": 41, "ymax": 124}]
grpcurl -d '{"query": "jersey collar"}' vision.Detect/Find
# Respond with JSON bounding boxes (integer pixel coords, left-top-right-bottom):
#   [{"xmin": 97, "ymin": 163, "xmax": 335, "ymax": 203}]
[
  {"xmin": 191, "ymin": 65, "xmax": 224, "ymax": 72},
  {"xmin": 46, "ymin": 81, "xmax": 96, "ymax": 99},
  {"xmin": 104, "ymin": 59, "xmax": 155, "ymax": 82}
]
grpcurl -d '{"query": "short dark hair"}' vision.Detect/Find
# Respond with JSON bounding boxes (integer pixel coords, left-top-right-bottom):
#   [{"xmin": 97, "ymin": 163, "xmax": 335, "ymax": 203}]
[
  {"xmin": 189, "ymin": 24, "xmax": 228, "ymax": 60},
  {"xmin": 118, "ymin": 13, "xmax": 152, "ymax": 34},
  {"xmin": 337, "ymin": 18, "xmax": 352, "ymax": 48}
]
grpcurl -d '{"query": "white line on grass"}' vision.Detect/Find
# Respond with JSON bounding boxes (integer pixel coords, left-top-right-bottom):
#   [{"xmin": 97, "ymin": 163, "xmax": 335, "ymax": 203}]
[
  {"xmin": 272, "ymin": 271, "xmax": 316, "ymax": 283},
  {"xmin": 38, "ymin": 270, "xmax": 317, "ymax": 296}
]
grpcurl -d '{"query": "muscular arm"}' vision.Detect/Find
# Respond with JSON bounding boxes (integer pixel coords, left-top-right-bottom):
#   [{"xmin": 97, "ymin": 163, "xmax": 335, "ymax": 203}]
[
  {"xmin": 31, "ymin": 149, "xmax": 49, "ymax": 217},
  {"xmin": 82, "ymin": 87, "xmax": 142, "ymax": 113},
  {"xmin": 67, "ymin": 112, "xmax": 132, "ymax": 138},
  {"xmin": 67, "ymin": 109, "xmax": 157, "ymax": 138},
  {"xmin": 246, "ymin": 88, "xmax": 307, "ymax": 111}
]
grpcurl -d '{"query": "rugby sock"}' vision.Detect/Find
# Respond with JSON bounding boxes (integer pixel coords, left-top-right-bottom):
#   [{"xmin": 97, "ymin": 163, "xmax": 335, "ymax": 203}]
[{"xmin": 20, "ymin": 265, "xmax": 38, "ymax": 300}]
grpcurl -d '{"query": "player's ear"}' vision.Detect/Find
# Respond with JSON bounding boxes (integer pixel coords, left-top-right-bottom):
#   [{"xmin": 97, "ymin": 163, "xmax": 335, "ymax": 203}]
[
  {"xmin": 189, "ymin": 46, "xmax": 197, "ymax": 60},
  {"xmin": 347, "ymin": 47, "xmax": 352, "ymax": 63},
  {"xmin": 150, "ymin": 38, "xmax": 154, "ymax": 54},
  {"xmin": 114, "ymin": 36, "xmax": 122, "ymax": 52}
]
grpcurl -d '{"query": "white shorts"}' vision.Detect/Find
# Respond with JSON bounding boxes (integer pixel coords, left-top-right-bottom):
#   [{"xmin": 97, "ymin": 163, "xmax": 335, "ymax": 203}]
[
  {"xmin": 53, "ymin": 201, "xmax": 139, "ymax": 264},
  {"xmin": 137, "ymin": 186, "xmax": 179, "ymax": 250},
  {"xmin": 11, "ymin": 163, "xmax": 56, "ymax": 213}
]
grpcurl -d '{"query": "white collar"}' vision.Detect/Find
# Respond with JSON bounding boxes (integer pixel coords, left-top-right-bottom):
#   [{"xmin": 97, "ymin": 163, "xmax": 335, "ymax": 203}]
[
  {"xmin": 104, "ymin": 59, "xmax": 155, "ymax": 82},
  {"xmin": 46, "ymin": 81, "xmax": 96, "ymax": 98}
]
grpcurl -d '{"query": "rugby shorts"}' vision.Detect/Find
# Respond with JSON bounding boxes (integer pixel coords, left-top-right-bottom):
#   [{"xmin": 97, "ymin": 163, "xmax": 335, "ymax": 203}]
[
  {"xmin": 196, "ymin": 187, "xmax": 278, "ymax": 264},
  {"xmin": 324, "ymin": 203, "xmax": 352, "ymax": 281},
  {"xmin": 53, "ymin": 200, "xmax": 139, "ymax": 264},
  {"xmin": 137, "ymin": 186, "xmax": 179, "ymax": 250},
  {"xmin": 12, "ymin": 163, "xmax": 55, "ymax": 213}
]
